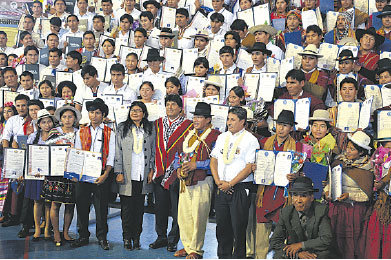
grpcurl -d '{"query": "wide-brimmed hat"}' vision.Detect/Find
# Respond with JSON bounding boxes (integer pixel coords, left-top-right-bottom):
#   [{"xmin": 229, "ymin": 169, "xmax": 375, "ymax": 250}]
[
  {"xmin": 246, "ymin": 42, "xmax": 272, "ymax": 56},
  {"xmin": 54, "ymin": 104, "xmax": 82, "ymax": 123},
  {"xmin": 273, "ymin": 110, "xmax": 297, "ymax": 126},
  {"xmin": 190, "ymin": 102, "xmax": 212, "ymax": 117},
  {"xmin": 377, "ymin": 5, "xmax": 391, "ymax": 18},
  {"xmin": 143, "ymin": 48, "xmax": 165, "ymax": 62},
  {"xmin": 158, "ymin": 27, "xmax": 175, "ymax": 38},
  {"xmin": 336, "ymin": 49, "xmax": 358, "ymax": 62},
  {"xmin": 248, "ymin": 24, "xmax": 277, "ymax": 37},
  {"xmin": 35, "ymin": 109, "xmax": 55, "ymax": 124},
  {"xmin": 348, "ymin": 131, "xmax": 372, "ymax": 151},
  {"xmin": 86, "ymin": 98, "xmax": 109, "ymax": 117},
  {"xmin": 376, "ymin": 58, "xmax": 391, "ymax": 75},
  {"xmin": 142, "ymin": 0, "xmax": 160, "ymax": 9},
  {"xmin": 297, "ymin": 44, "xmax": 323, "ymax": 58},
  {"xmin": 190, "ymin": 30, "xmax": 212, "ymax": 40},
  {"xmin": 356, "ymin": 27, "xmax": 385, "ymax": 48},
  {"xmin": 288, "ymin": 176, "xmax": 319, "ymax": 193},
  {"xmin": 309, "ymin": 109, "xmax": 332, "ymax": 122},
  {"xmin": 204, "ymin": 76, "xmax": 223, "ymax": 90}
]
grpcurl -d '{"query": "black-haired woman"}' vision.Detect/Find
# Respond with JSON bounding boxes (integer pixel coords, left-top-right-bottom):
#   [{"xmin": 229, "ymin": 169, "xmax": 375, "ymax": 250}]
[{"xmin": 114, "ymin": 101, "xmax": 156, "ymax": 250}]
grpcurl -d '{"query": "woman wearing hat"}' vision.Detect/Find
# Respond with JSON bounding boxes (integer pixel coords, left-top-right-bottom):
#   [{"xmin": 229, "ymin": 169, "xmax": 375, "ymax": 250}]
[
  {"xmin": 114, "ymin": 101, "xmax": 155, "ymax": 250},
  {"xmin": 275, "ymin": 9, "xmax": 304, "ymax": 52},
  {"xmin": 356, "ymin": 27, "xmax": 385, "ymax": 71},
  {"xmin": 301, "ymin": 110, "xmax": 338, "ymax": 166},
  {"xmin": 324, "ymin": 131, "xmax": 374, "ymax": 258},
  {"xmin": 42, "ymin": 105, "xmax": 81, "ymax": 246},
  {"xmin": 203, "ymin": 77, "xmax": 222, "ymax": 102},
  {"xmin": 324, "ymin": 12, "xmax": 356, "ymax": 45},
  {"xmin": 362, "ymin": 137, "xmax": 391, "ymax": 258},
  {"xmin": 26, "ymin": 109, "xmax": 56, "ymax": 242}
]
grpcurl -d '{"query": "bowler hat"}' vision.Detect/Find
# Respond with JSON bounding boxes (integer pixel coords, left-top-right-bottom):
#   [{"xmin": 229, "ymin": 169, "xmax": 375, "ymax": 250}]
[
  {"xmin": 142, "ymin": 0, "xmax": 160, "ymax": 9},
  {"xmin": 377, "ymin": 5, "xmax": 391, "ymax": 18},
  {"xmin": 274, "ymin": 110, "xmax": 297, "ymax": 126},
  {"xmin": 143, "ymin": 48, "xmax": 165, "ymax": 62},
  {"xmin": 86, "ymin": 98, "xmax": 109, "ymax": 117},
  {"xmin": 158, "ymin": 27, "xmax": 175, "ymax": 38},
  {"xmin": 288, "ymin": 176, "xmax": 319, "ymax": 193},
  {"xmin": 246, "ymin": 42, "xmax": 272, "ymax": 56},
  {"xmin": 376, "ymin": 58, "xmax": 391, "ymax": 75},
  {"xmin": 347, "ymin": 131, "xmax": 372, "ymax": 151},
  {"xmin": 191, "ymin": 102, "xmax": 212, "ymax": 117}
]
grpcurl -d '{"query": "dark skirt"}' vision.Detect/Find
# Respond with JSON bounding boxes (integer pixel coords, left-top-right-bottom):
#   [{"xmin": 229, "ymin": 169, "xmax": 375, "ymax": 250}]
[
  {"xmin": 24, "ymin": 179, "xmax": 44, "ymax": 201},
  {"xmin": 328, "ymin": 201, "xmax": 368, "ymax": 259},
  {"xmin": 41, "ymin": 177, "xmax": 75, "ymax": 204}
]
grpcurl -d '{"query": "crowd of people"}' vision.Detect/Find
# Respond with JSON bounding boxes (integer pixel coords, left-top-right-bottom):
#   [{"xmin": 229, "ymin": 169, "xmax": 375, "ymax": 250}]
[{"xmin": 0, "ymin": 0, "xmax": 391, "ymax": 258}]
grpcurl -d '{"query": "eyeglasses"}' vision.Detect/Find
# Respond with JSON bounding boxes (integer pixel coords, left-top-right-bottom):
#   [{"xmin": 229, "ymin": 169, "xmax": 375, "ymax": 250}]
[{"xmin": 130, "ymin": 109, "xmax": 143, "ymax": 113}]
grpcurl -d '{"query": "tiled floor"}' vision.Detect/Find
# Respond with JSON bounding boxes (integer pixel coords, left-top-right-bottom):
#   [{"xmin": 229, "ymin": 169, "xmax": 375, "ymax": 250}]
[{"xmin": 0, "ymin": 207, "xmax": 219, "ymax": 259}]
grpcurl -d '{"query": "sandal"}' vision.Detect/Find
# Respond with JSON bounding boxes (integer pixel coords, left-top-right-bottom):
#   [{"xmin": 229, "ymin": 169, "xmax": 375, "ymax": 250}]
[
  {"xmin": 186, "ymin": 253, "xmax": 202, "ymax": 259},
  {"xmin": 174, "ymin": 248, "xmax": 188, "ymax": 257},
  {"xmin": 54, "ymin": 240, "xmax": 62, "ymax": 247}
]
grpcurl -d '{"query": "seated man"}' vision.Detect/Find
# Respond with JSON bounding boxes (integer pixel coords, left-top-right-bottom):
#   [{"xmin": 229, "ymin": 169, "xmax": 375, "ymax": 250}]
[
  {"xmin": 248, "ymin": 24, "xmax": 284, "ymax": 60},
  {"xmin": 269, "ymin": 176, "xmax": 334, "ymax": 259}
]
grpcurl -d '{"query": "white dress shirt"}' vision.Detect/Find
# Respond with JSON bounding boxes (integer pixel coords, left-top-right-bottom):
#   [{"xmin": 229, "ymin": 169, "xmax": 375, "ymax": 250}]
[
  {"xmin": 17, "ymin": 86, "xmax": 40, "ymax": 99},
  {"xmin": 208, "ymin": 9, "xmax": 233, "ymax": 32},
  {"xmin": 39, "ymin": 64, "xmax": 67, "ymax": 82},
  {"xmin": 102, "ymin": 83, "xmax": 137, "ymax": 105},
  {"xmin": 2, "ymin": 115, "xmax": 26, "ymax": 142},
  {"xmin": 211, "ymin": 128, "xmax": 259, "ymax": 183},
  {"xmin": 74, "ymin": 123, "xmax": 116, "ymax": 167},
  {"xmin": 131, "ymin": 126, "xmax": 145, "ymax": 181},
  {"xmin": 73, "ymin": 82, "xmax": 108, "ymax": 105}
]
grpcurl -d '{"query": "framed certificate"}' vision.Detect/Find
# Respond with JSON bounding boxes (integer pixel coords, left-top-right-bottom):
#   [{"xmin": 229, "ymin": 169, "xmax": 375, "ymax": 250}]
[
  {"xmin": 336, "ymin": 102, "xmax": 360, "ymax": 132},
  {"xmin": 317, "ymin": 43, "xmax": 339, "ymax": 70},
  {"xmin": 26, "ymin": 145, "xmax": 49, "ymax": 180},
  {"xmin": 64, "ymin": 148, "xmax": 102, "ymax": 183},
  {"xmin": 188, "ymin": 11, "xmax": 210, "ymax": 32},
  {"xmin": 3, "ymin": 148, "xmax": 26, "ymax": 179},
  {"xmin": 25, "ymin": 64, "xmax": 40, "ymax": 82},
  {"xmin": 237, "ymin": 8, "xmax": 254, "ymax": 28},
  {"xmin": 254, "ymin": 150, "xmax": 292, "ymax": 186},
  {"xmin": 274, "ymin": 98, "xmax": 310, "ymax": 130},
  {"xmin": 163, "ymin": 48, "xmax": 182, "ymax": 73},
  {"xmin": 50, "ymin": 145, "xmax": 71, "ymax": 176}
]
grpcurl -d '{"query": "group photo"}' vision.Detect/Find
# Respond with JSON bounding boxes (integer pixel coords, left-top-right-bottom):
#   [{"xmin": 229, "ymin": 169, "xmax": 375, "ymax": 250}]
[{"xmin": 0, "ymin": 0, "xmax": 391, "ymax": 258}]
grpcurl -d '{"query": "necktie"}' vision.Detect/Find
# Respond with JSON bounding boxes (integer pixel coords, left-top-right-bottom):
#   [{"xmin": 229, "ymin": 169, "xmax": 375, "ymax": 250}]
[{"xmin": 52, "ymin": 68, "xmax": 56, "ymax": 76}]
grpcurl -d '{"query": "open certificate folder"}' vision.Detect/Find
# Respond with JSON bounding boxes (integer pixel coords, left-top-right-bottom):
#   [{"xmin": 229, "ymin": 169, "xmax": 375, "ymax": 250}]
[
  {"xmin": 3, "ymin": 148, "xmax": 26, "ymax": 179},
  {"xmin": 254, "ymin": 150, "xmax": 292, "ymax": 187},
  {"xmin": 274, "ymin": 98, "xmax": 311, "ymax": 130},
  {"xmin": 336, "ymin": 97, "xmax": 373, "ymax": 132},
  {"xmin": 64, "ymin": 148, "xmax": 102, "ymax": 183},
  {"xmin": 377, "ymin": 110, "xmax": 391, "ymax": 139}
]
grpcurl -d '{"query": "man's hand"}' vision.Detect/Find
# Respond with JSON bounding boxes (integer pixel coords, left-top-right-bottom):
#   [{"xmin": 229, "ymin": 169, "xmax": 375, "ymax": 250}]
[
  {"xmin": 237, "ymin": 77, "xmax": 244, "ymax": 87},
  {"xmin": 116, "ymin": 173, "xmax": 124, "ymax": 183},
  {"xmin": 71, "ymin": 177, "xmax": 78, "ymax": 182},
  {"xmin": 251, "ymin": 163, "xmax": 257, "ymax": 172},
  {"xmin": 218, "ymin": 181, "xmax": 233, "ymax": 194},
  {"xmin": 181, "ymin": 162, "xmax": 196, "ymax": 173},
  {"xmin": 95, "ymin": 174, "xmax": 108, "ymax": 185},
  {"xmin": 147, "ymin": 170, "xmax": 154, "ymax": 184},
  {"xmin": 286, "ymin": 173, "xmax": 297, "ymax": 182},
  {"xmin": 337, "ymin": 193, "xmax": 349, "ymax": 201},
  {"xmin": 194, "ymin": 0, "xmax": 201, "ymax": 10},
  {"xmin": 298, "ymin": 251, "xmax": 317, "ymax": 259},
  {"xmin": 283, "ymin": 242, "xmax": 303, "ymax": 258}
]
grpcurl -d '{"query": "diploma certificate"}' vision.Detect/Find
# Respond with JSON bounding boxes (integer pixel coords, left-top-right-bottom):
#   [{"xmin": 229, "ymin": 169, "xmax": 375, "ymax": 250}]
[
  {"xmin": 236, "ymin": 48, "xmax": 253, "ymax": 70},
  {"xmin": 50, "ymin": 145, "xmax": 70, "ymax": 176},
  {"xmin": 253, "ymin": 4, "xmax": 271, "ymax": 26},
  {"xmin": 186, "ymin": 76, "xmax": 205, "ymax": 97},
  {"xmin": 211, "ymin": 104, "xmax": 229, "ymax": 132},
  {"xmin": 160, "ymin": 7, "xmax": 177, "ymax": 28},
  {"xmin": 336, "ymin": 102, "xmax": 360, "ymax": 132},
  {"xmin": 381, "ymin": 85, "xmax": 391, "ymax": 107},
  {"xmin": 295, "ymin": 98, "xmax": 311, "ymax": 130},
  {"xmin": 163, "ymin": 48, "xmax": 182, "ymax": 73},
  {"xmin": 258, "ymin": 73, "xmax": 277, "ymax": 102},
  {"xmin": 3, "ymin": 148, "xmax": 25, "ymax": 179},
  {"xmin": 182, "ymin": 48, "xmax": 198, "ymax": 74},
  {"xmin": 364, "ymin": 85, "xmax": 383, "ymax": 113},
  {"xmin": 274, "ymin": 152, "xmax": 292, "ymax": 187},
  {"xmin": 302, "ymin": 10, "xmax": 318, "ymax": 29},
  {"xmin": 27, "ymin": 145, "xmax": 49, "ymax": 180},
  {"xmin": 358, "ymin": 97, "xmax": 373, "ymax": 129},
  {"xmin": 330, "ymin": 164, "xmax": 343, "ymax": 201},
  {"xmin": 377, "ymin": 110, "xmax": 391, "ymax": 139},
  {"xmin": 244, "ymin": 73, "xmax": 259, "ymax": 100},
  {"xmin": 254, "ymin": 150, "xmax": 275, "ymax": 185}
]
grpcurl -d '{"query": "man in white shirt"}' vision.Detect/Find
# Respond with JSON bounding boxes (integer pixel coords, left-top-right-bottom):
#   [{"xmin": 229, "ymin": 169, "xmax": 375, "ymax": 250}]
[
  {"xmin": 114, "ymin": 0, "xmax": 141, "ymax": 25},
  {"xmin": 140, "ymin": 11, "xmax": 160, "ymax": 49},
  {"xmin": 0, "ymin": 31, "xmax": 14, "ymax": 55},
  {"xmin": 207, "ymin": 0, "xmax": 233, "ymax": 32},
  {"xmin": 17, "ymin": 15, "xmax": 44, "ymax": 49},
  {"xmin": 245, "ymin": 42, "xmax": 271, "ymax": 73},
  {"xmin": 249, "ymin": 24, "xmax": 285, "ymax": 60},
  {"xmin": 2, "ymin": 67, "xmax": 19, "ymax": 92},
  {"xmin": 13, "ymin": 31, "xmax": 35, "ymax": 57},
  {"xmin": 75, "ymin": 0, "xmax": 94, "ymax": 31},
  {"xmin": 216, "ymin": 46, "xmax": 242, "ymax": 74},
  {"xmin": 40, "ymin": 47, "xmax": 66, "ymax": 81},
  {"xmin": 71, "ymin": 98, "xmax": 115, "ymax": 251},
  {"xmin": 74, "ymin": 65, "xmax": 107, "ymax": 111},
  {"xmin": 15, "ymin": 46, "xmax": 46, "ymax": 77},
  {"xmin": 210, "ymin": 106, "xmax": 259, "ymax": 259},
  {"xmin": 102, "ymin": 64, "xmax": 137, "ymax": 105},
  {"xmin": 2, "ymin": 94, "xmax": 30, "ymax": 148},
  {"xmin": 18, "ymin": 71, "xmax": 39, "ymax": 99},
  {"xmin": 143, "ymin": 0, "xmax": 161, "ymax": 28},
  {"xmin": 207, "ymin": 13, "xmax": 226, "ymax": 39},
  {"xmin": 191, "ymin": 30, "xmax": 211, "ymax": 57},
  {"xmin": 61, "ymin": 15, "xmax": 84, "ymax": 51},
  {"xmin": 174, "ymin": 8, "xmax": 196, "ymax": 50},
  {"xmin": 116, "ymin": 14, "xmax": 134, "ymax": 48}
]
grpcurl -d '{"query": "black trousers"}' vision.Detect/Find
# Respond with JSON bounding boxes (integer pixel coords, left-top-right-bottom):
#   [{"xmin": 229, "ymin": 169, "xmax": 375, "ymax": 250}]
[
  {"xmin": 120, "ymin": 181, "xmax": 145, "ymax": 240},
  {"xmin": 215, "ymin": 183, "xmax": 251, "ymax": 259},
  {"xmin": 20, "ymin": 196, "xmax": 34, "ymax": 228},
  {"xmin": 153, "ymin": 178, "xmax": 179, "ymax": 244},
  {"xmin": 2, "ymin": 183, "xmax": 24, "ymax": 219},
  {"xmin": 74, "ymin": 180, "xmax": 110, "ymax": 240}
]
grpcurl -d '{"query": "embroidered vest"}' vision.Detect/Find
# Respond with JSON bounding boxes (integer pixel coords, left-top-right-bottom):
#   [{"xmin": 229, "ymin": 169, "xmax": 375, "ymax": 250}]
[{"xmin": 79, "ymin": 125, "xmax": 112, "ymax": 170}]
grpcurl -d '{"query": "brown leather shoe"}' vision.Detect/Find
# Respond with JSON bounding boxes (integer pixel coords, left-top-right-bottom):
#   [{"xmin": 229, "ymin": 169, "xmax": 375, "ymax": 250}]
[
  {"xmin": 186, "ymin": 253, "xmax": 203, "ymax": 259},
  {"xmin": 174, "ymin": 248, "xmax": 188, "ymax": 257}
]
